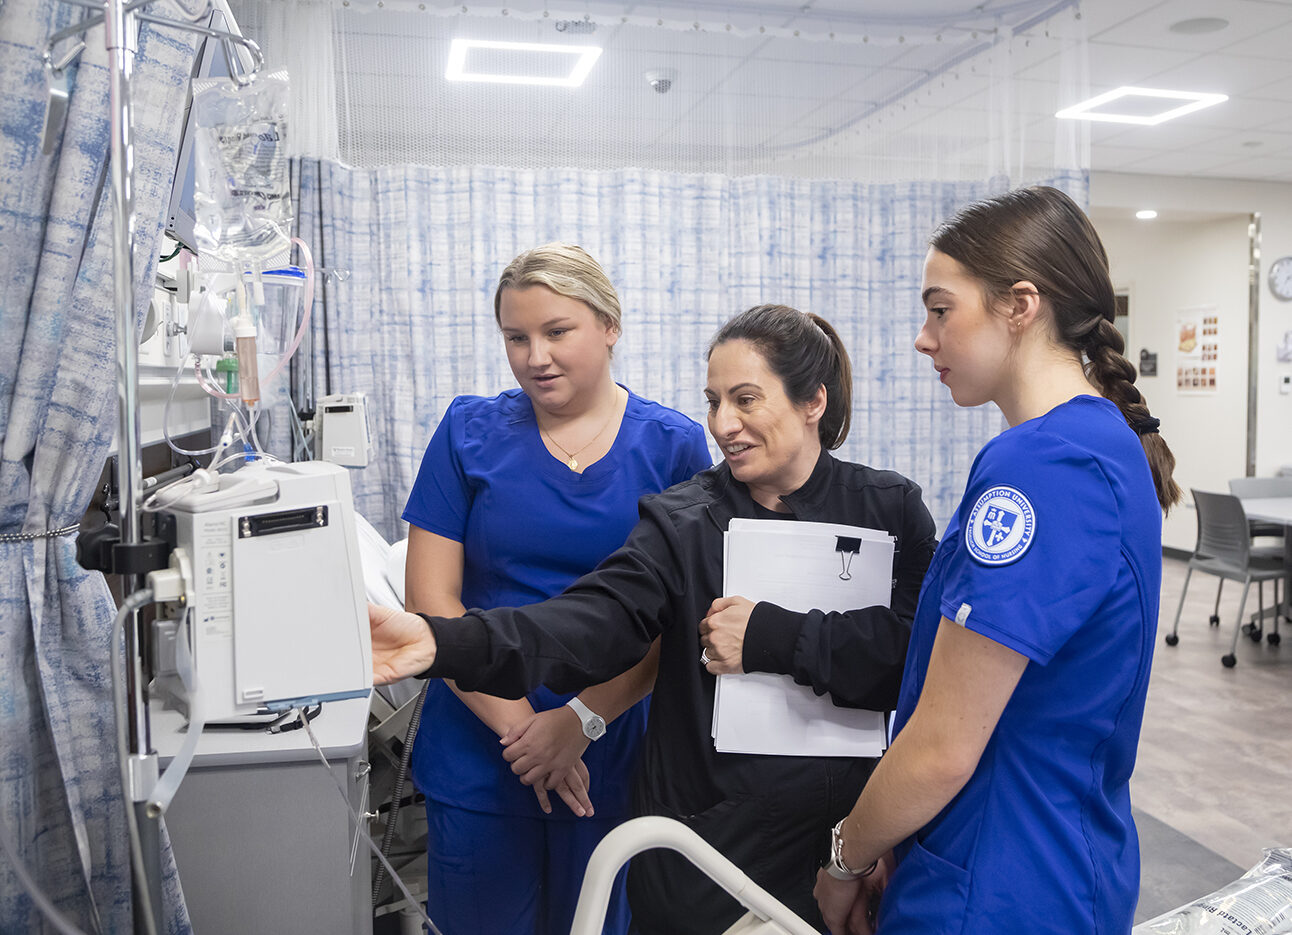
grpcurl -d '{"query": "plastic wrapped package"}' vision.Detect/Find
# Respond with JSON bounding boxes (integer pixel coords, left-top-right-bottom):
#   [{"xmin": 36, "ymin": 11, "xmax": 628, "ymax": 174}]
[{"xmin": 1134, "ymin": 849, "xmax": 1292, "ymax": 935}]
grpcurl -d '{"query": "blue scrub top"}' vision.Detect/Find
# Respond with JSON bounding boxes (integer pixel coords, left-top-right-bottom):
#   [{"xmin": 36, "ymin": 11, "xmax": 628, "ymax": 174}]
[
  {"xmin": 881, "ymin": 395, "xmax": 1161, "ymax": 934},
  {"xmin": 402, "ymin": 387, "xmax": 711, "ymax": 819}
]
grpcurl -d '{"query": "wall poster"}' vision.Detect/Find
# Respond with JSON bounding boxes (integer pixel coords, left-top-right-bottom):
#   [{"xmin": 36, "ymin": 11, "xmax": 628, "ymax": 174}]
[{"xmin": 1176, "ymin": 306, "xmax": 1218, "ymax": 394}]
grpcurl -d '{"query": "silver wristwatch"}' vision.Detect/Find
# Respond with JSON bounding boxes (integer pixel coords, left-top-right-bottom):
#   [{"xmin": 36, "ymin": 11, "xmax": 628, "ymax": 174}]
[
  {"xmin": 566, "ymin": 697, "xmax": 606, "ymax": 741},
  {"xmin": 826, "ymin": 819, "xmax": 877, "ymax": 881}
]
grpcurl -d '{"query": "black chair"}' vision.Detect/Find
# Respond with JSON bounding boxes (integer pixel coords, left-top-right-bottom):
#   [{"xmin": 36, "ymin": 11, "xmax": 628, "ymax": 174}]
[
  {"xmin": 1227, "ymin": 476, "xmax": 1292, "ymax": 641},
  {"xmin": 1165, "ymin": 490, "xmax": 1285, "ymax": 667}
]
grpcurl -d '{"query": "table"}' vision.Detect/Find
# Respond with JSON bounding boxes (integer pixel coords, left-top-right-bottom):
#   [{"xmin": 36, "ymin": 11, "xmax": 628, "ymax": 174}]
[{"xmin": 1239, "ymin": 496, "xmax": 1292, "ymax": 631}]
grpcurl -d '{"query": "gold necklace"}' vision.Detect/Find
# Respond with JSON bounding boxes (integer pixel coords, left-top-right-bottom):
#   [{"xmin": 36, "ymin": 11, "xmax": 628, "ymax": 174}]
[{"xmin": 541, "ymin": 395, "xmax": 621, "ymax": 471}]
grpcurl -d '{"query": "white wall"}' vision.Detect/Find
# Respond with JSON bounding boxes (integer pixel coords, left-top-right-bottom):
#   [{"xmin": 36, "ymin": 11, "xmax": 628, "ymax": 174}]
[
  {"xmin": 1092, "ymin": 173, "xmax": 1292, "ymax": 473},
  {"xmin": 1091, "ymin": 172, "xmax": 1292, "ymax": 551},
  {"xmin": 1094, "ymin": 214, "xmax": 1251, "ymax": 551}
]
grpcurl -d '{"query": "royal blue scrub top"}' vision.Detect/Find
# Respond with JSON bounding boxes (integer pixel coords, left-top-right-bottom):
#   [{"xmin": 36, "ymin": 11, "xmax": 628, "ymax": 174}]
[
  {"xmin": 881, "ymin": 395, "xmax": 1161, "ymax": 934},
  {"xmin": 402, "ymin": 387, "xmax": 712, "ymax": 819}
]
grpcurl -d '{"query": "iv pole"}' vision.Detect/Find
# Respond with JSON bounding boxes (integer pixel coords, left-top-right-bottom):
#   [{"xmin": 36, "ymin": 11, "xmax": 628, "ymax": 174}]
[
  {"xmin": 45, "ymin": 2, "xmax": 264, "ymax": 931},
  {"xmin": 103, "ymin": 1, "xmax": 165, "ymax": 929}
]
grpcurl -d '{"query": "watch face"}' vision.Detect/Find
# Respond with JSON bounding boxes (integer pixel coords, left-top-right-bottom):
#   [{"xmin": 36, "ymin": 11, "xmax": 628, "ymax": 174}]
[
  {"xmin": 1271, "ymin": 256, "xmax": 1292, "ymax": 301},
  {"xmin": 584, "ymin": 716, "xmax": 606, "ymax": 741}
]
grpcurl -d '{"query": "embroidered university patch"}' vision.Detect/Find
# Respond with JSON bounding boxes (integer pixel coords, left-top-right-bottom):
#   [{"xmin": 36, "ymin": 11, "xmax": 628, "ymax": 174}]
[{"xmin": 965, "ymin": 486, "xmax": 1036, "ymax": 566}]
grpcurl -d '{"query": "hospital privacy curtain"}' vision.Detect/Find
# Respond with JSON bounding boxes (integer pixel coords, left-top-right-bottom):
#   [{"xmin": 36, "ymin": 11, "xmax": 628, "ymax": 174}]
[
  {"xmin": 293, "ymin": 160, "xmax": 1089, "ymax": 542},
  {"xmin": 0, "ymin": 1, "xmax": 195, "ymax": 931}
]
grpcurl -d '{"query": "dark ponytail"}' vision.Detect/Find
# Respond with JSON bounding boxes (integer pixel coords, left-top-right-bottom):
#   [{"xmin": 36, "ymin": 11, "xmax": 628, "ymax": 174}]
[
  {"xmin": 930, "ymin": 186, "xmax": 1182, "ymax": 512},
  {"xmin": 708, "ymin": 304, "xmax": 853, "ymax": 449}
]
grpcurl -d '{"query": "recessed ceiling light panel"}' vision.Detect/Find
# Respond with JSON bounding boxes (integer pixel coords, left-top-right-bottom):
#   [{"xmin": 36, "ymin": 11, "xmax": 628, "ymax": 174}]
[
  {"xmin": 1055, "ymin": 86, "xmax": 1227, "ymax": 126},
  {"xmin": 1136, "ymin": 209, "xmax": 1158, "ymax": 220},
  {"xmin": 446, "ymin": 39, "xmax": 602, "ymax": 87}
]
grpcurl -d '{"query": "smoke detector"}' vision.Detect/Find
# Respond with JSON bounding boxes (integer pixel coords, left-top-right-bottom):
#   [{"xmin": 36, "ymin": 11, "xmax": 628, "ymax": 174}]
[{"xmin": 645, "ymin": 68, "xmax": 677, "ymax": 94}]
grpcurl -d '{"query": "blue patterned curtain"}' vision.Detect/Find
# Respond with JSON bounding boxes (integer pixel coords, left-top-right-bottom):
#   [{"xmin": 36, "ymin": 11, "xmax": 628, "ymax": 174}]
[
  {"xmin": 295, "ymin": 160, "xmax": 1087, "ymax": 542},
  {"xmin": 0, "ymin": 2, "xmax": 196, "ymax": 931}
]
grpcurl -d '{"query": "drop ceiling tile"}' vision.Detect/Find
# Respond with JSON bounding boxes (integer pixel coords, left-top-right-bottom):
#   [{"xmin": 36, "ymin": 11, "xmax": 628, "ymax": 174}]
[
  {"xmin": 1114, "ymin": 147, "xmax": 1243, "ymax": 176},
  {"xmin": 754, "ymin": 35, "xmax": 924, "ymax": 69},
  {"xmin": 1088, "ymin": 0, "xmax": 1292, "ymax": 53},
  {"xmin": 1198, "ymin": 154, "xmax": 1292, "ymax": 181},
  {"xmin": 1088, "ymin": 119, "xmax": 1231, "ymax": 151},
  {"xmin": 1090, "ymin": 143, "xmax": 1177, "ymax": 171},
  {"xmin": 1219, "ymin": 19, "xmax": 1292, "ymax": 59},
  {"xmin": 717, "ymin": 56, "xmax": 876, "ymax": 100},
  {"xmin": 1078, "ymin": 41, "xmax": 1199, "ymax": 87},
  {"xmin": 1172, "ymin": 94, "xmax": 1292, "ymax": 130},
  {"xmin": 1077, "ymin": 0, "xmax": 1170, "ymax": 37},
  {"xmin": 1195, "ymin": 131, "xmax": 1292, "ymax": 158},
  {"xmin": 1139, "ymin": 52, "xmax": 1292, "ymax": 97},
  {"xmin": 1247, "ymin": 75, "xmax": 1292, "ymax": 104}
]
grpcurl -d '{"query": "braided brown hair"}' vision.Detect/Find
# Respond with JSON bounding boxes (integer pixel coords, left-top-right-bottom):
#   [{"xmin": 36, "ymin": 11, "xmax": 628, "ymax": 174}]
[{"xmin": 930, "ymin": 186, "xmax": 1181, "ymax": 512}]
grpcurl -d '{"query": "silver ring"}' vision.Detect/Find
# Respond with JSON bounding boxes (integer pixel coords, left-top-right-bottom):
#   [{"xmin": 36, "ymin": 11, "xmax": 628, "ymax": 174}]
[{"xmin": 700, "ymin": 648, "xmax": 711, "ymax": 666}]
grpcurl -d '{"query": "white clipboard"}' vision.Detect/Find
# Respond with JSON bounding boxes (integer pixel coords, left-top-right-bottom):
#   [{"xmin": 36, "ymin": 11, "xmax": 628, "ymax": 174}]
[{"xmin": 712, "ymin": 518, "xmax": 893, "ymax": 757}]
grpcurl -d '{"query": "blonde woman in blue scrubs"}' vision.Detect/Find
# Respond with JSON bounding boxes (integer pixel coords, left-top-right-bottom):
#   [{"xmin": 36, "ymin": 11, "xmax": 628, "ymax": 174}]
[
  {"xmin": 815, "ymin": 187, "xmax": 1181, "ymax": 934},
  {"xmin": 403, "ymin": 243, "xmax": 710, "ymax": 935}
]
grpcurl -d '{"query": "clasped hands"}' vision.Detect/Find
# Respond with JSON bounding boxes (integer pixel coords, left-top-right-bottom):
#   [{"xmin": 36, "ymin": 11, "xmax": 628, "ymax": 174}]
[
  {"xmin": 698, "ymin": 595, "xmax": 754, "ymax": 674},
  {"xmin": 500, "ymin": 705, "xmax": 595, "ymax": 818}
]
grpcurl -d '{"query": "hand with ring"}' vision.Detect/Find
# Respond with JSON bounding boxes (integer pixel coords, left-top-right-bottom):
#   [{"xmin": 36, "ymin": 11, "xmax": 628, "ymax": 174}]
[{"xmin": 698, "ymin": 595, "xmax": 755, "ymax": 674}]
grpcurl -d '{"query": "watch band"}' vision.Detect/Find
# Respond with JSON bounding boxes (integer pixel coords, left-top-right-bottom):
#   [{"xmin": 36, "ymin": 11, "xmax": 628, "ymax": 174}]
[{"xmin": 566, "ymin": 697, "xmax": 606, "ymax": 741}]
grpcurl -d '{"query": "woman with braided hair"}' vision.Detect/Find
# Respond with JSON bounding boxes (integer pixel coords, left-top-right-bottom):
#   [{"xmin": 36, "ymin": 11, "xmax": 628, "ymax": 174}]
[{"xmin": 816, "ymin": 186, "xmax": 1180, "ymax": 935}]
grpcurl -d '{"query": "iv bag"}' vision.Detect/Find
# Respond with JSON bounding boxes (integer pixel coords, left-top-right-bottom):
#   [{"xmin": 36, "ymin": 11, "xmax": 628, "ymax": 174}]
[
  {"xmin": 1133, "ymin": 848, "xmax": 1292, "ymax": 935},
  {"xmin": 191, "ymin": 69, "xmax": 293, "ymax": 264}
]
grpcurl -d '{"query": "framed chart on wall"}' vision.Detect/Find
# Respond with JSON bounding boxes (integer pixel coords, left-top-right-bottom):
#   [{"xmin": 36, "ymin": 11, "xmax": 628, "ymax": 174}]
[{"xmin": 1176, "ymin": 306, "xmax": 1218, "ymax": 395}]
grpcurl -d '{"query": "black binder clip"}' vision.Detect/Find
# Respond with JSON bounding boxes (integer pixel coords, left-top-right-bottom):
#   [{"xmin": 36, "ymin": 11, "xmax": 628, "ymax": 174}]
[{"xmin": 835, "ymin": 536, "xmax": 861, "ymax": 581}]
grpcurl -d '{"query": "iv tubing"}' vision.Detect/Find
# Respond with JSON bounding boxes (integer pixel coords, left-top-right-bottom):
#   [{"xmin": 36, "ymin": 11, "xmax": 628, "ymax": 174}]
[{"xmin": 162, "ymin": 358, "xmax": 220, "ymax": 456}]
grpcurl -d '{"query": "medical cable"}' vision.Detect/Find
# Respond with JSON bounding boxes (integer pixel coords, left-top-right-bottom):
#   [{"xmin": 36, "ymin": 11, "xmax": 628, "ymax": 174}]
[
  {"xmin": 298, "ymin": 708, "xmax": 444, "ymax": 935},
  {"xmin": 0, "ymin": 813, "xmax": 94, "ymax": 935},
  {"xmin": 202, "ymin": 704, "xmax": 321, "ymax": 732},
  {"xmin": 288, "ymin": 403, "xmax": 313, "ymax": 461},
  {"xmin": 141, "ymin": 462, "xmax": 196, "ymax": 495},
  {"xmin": 110, "ymin": 588, "xmax": 161, "ymax": 935},
  {"xmin": 370, "ymin": 680, "xmax": 428, "ymax": 903}
]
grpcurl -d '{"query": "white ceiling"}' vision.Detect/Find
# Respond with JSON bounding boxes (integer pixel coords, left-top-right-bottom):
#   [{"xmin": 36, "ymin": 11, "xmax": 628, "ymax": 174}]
[
  {"xmin": 413, "ymin": 0, "xmax": 1292, "ymax": 183},
  {"xmin": 1052, "ymin": 0, "xmax": 1292, "ymax": 182}
]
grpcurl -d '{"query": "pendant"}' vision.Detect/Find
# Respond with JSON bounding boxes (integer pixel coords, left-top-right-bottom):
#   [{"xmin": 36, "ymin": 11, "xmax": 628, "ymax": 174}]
[{"xmin": 568, "ymin": 458, "xmax": 579, "ymax": 471}]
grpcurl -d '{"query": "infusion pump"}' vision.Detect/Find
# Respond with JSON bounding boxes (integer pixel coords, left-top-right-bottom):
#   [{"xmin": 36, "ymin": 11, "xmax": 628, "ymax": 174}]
[{"xmin": 152, "ymin": 460, "xmax": 372, "ymax": 721}]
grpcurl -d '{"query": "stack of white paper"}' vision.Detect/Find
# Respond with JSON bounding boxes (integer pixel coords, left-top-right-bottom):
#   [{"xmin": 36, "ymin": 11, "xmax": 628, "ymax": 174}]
[{"xmin": 712, "ymin": 518, "xmax": 894, "ymax": 757}]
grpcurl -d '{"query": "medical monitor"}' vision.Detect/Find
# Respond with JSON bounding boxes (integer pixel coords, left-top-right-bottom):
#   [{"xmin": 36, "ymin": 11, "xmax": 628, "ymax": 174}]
[{"xmin": 163, "ymin": 8, "xmax": 235, "ymax": 255}]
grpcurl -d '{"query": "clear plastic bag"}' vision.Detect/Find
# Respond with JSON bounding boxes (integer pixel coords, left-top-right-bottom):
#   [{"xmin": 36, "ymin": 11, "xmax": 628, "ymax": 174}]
[
  {"xmin": 1134, "ymin": 849, "xmax": 1292, "ymax": 935},
  {"xmin": 191, "ymin": 69, "xmax": 293, "ymax": 263}
]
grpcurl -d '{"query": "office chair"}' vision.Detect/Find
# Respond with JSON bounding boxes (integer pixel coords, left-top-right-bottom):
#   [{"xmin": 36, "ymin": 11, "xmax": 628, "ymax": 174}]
[
  {"xmin": 1165, "ymin": 490, "xmax": 1285, "ymax": 667},
  {"xmin": 1227, "ymin": 476, "xmax": 1292, "ymax": 641}
]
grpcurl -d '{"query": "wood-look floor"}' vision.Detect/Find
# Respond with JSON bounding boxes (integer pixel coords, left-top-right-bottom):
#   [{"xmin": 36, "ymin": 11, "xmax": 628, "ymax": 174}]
[{"xmin": 1134, "ymin": 555, "xmax": 1292, "ymax": 869}]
